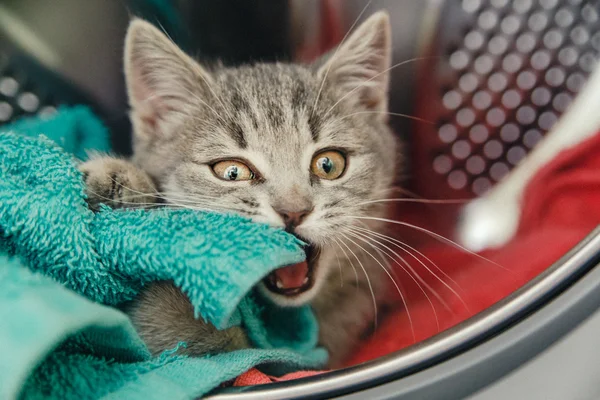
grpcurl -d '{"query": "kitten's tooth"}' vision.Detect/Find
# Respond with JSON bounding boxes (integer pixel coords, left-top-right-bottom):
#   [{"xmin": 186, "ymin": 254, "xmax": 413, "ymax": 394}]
[
  {"xmin": 276, "ymin": 279, "xmax": 284, "ymax": 289},
  {"xmin": 302, "ymin": 277, "xmax": 309, "ymax": 285}
]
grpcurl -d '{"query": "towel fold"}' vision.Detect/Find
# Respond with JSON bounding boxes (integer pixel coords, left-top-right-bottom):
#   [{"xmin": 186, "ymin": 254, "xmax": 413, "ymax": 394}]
[{"xmin": 0, "ymin": 108, "xmax": 326, "ymax": 400}]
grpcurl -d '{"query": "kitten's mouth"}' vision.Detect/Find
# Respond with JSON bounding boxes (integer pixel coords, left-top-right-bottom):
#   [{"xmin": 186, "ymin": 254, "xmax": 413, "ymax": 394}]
[{"xmin": 263, "ymin": 243, "xmax": 319, "ymax": 297}]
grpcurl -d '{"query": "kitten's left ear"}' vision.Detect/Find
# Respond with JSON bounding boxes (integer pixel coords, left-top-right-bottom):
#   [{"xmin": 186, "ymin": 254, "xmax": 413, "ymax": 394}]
[
  {"xmin": 316, "ymin": 11, "xmax": 392, "ymax": 113},
  {"xmin": 124, "ymin": 19, "xmax": 215, "ymax": 138}
]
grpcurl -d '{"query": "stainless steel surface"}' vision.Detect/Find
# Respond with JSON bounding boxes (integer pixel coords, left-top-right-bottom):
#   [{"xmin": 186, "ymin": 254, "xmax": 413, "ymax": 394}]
[
  {"xmin": 468, "ymin": 304, "xmax": 600, "ymax": 400},
  {"xmin": 209, "ymin": 227, "xmax": 600, "ymax": 399}
]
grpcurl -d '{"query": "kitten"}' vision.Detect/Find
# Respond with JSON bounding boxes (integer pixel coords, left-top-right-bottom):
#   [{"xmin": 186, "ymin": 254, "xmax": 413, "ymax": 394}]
[{"xmin": 80, "ymin": 11, "xmax": 398, "ymax": 368}]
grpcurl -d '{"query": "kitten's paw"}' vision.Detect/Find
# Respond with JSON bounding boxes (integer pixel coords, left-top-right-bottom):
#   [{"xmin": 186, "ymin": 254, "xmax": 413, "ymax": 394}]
[
  {"xmin": 128, "ymin": 282, "xmax": 250, "ymax": 357},
  {"xmin": 457, "ymin": 194, "xmax": 521, "ymax": 252},
  {"xmin": 78, "ymin": 157, "xmax": 157, "ymax": 210}
]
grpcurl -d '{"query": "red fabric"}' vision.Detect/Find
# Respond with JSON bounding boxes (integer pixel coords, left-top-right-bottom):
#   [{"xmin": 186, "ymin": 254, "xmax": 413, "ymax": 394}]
[
  {"xmin": 235, "ymin": 130, "xmax": 600, "ymax": 384},
  {"xmin": 234, "ymin": 368, "xmax": 324, "ymax": 386},
  {"xmin": 348, "ymin": 130, "xmax": 600, "ymax": 365}
]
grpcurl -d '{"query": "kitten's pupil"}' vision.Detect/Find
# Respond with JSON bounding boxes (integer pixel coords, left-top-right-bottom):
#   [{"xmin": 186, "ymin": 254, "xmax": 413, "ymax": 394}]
[
  {"xmin": 225, "ymin": 166, "xmax": 239, "ymax": 180},
  {"xmin": 319, "ymin": 157, "xmax": 333, "ymax": 174}
]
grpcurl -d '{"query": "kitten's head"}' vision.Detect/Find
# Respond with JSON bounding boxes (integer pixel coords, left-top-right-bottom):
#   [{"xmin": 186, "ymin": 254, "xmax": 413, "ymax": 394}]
[{"xmin": 125, "ymin": 13, "xmax": 397, "ymax": 306}]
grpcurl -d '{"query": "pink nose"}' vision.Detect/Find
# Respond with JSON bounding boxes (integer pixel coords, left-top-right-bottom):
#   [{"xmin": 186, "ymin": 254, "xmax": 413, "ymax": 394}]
[{"xmin": 275, "ymin": 209, "xmax": 312, "ymax": 231}]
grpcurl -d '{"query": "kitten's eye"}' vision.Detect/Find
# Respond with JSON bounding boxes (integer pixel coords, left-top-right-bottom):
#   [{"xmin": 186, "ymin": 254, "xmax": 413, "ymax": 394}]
[
  {"xmin": 311, "ymin": 150, "xmax": 346, "ymax": 180},
  {"xmin": 212, "ymin": 160, "xmax": 255, "ymax": 181}
]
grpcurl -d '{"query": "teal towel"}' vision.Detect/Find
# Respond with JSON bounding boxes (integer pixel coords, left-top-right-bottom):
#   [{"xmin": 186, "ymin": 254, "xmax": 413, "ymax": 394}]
[
  {"xmin": 0, "ymin": 108, "xmax": 327, "ymax": 399},
  {"xmin": 5, "ymin": 105, "xmax": 111, "ymax": 161}
]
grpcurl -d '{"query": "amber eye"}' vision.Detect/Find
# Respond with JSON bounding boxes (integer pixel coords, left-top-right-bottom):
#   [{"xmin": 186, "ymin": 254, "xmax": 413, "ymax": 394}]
[
  {"xmin": 212, "ymin": 160, "xmax": 255, "ymax": 181},
  {"xmin": 311, "ymin": 150, "xmax": 346, "ymax": 180}
]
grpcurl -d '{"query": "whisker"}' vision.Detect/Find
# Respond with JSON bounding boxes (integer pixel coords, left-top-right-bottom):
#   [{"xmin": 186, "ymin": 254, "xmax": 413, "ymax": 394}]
[
  {"xmin": 135, "ymin": 26, "xmax": 232, "ymax": 122},
  {"xmin": 160, "ymin": 191, "xmax": 234, "ymax": 202},
  {"xmin": 97, "ymin": 189, "xmax": 242, "ymax": 211},
  {"xmin": 378, "ymin": 186, "xmax": 426, "ymax": 201},
  {"xmin": 333, "ymin": 246, "xmax": 344, "ymax": 288},
  {"xmin": 98, "ymin": 176, "xmax": 244, "ymax": 210},
  {"xmin": 161, "ymin": 197, "xmax": 251, "ymax": 213},
  {"xmin": 338, "ymin": 111, "xmax": 434, "ymax": 125},
  {"xmin": 348, "ymin": 225, "xmax": 410, "ymax": 303},
  {"xmin": 181, "ymin": 91, "xmax": 224, "ymax": 122},
  {"xmin": 95, "ymin": 185, "xmax": 247, "ymax": 215},
  {"xmin": 83, "ymin": 188, "xmax": 163, "ymax": 210},
  {"xmin": 102, "ymin": 177, "xmax": 250, "ymax": 213},
  {"xmin": 155, "ymin": 21, "xmax": 176, "ymax": 44},
  {"xmin": 353, "ymin": 226, "xmax": 466, "ymax": 295},
  {"xmin": 323, "ymin": 56, "xmax": 438, "ymax": 118},
  {"xmin": 332, "ymin": 237, "xmax": 360, "ymax": 288},
  {"xmin": 352, "ymin": 227, "xmax": 401, "ymax": 282},
  {"xmin": 351, "ymin": 226, "xmax": 469, "ymax": 313},
  {"xmin": 356, "ymin": 198, "xmax": 471, "ymax": 207},
  {"xmin": 86, "ymin": 192, "xmax": 162, "ymax": 202},
  {"xmin": 336, "ymin": 235, "xmax": 379, "ymax": 332},
  {"xmin": 100, "ymin": 177, "xmax": 165, "ymax": 202},
  {"xmin": 342, "ymin": 231, "xmax": 417, "ymax": 339},
  {"xmin": 166, "ymin": 202, "xmax": 247, "ymax": 215},
  {"xmin": 346, "ymin": 229, "xmax": 445, "ymax": 329},
  {"xmin": 310, "ymin": 0, "xmax": 373, "ymax": 118},
  {"xmin": 195, "ymin": 75, "xmax": 234, "ymax": 123},
  {"xmin": 346, "ymin": 216, "xmax": 512, "ymax": 273}
]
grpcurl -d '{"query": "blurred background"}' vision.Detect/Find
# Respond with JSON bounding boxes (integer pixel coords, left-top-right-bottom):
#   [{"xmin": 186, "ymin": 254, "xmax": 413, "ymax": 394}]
[
  {"xmin": 0, "ymin": 0, "xmax": 598, "ymax": 202},
  {"xmin": 0, "ymin": 0, "xmax": 424, "ymax": 157}
]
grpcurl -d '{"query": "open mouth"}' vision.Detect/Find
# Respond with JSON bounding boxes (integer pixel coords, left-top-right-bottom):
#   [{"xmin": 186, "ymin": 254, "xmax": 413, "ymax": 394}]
[{"xmin": 263, "ymin": 242, "xmax": 319, "ymax": 297}]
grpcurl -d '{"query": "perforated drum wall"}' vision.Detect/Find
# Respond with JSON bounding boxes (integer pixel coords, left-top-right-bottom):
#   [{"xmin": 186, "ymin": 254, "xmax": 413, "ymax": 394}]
[{"xmin": 412, "ymin": 0, "xmax": 600, "ymax": 199}]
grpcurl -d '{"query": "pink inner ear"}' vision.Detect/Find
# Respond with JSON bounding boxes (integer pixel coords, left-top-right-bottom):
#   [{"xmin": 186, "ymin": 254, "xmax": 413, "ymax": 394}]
[{"xmin": 130, "ymin": 67, "xmax": 164, "ymax": 129}]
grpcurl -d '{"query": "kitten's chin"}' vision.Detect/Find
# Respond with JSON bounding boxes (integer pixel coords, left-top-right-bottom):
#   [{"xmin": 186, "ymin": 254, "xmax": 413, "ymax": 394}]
[{"xmin": 258, "ymin": 244, "xmax": 327, "ymax": 307}]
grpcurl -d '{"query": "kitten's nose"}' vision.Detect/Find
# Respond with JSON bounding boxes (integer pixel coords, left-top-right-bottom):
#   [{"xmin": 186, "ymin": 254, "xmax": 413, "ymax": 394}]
[{"xmin": 275, "ymin": 208, "xmax": 313, "ymax": 231}]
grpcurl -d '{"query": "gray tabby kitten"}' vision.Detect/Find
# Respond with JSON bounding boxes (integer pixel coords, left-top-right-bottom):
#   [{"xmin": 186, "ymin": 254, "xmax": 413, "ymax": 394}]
[{"xmin": 80, "ymin": 11, "xmax": 397, "ymax": 367}]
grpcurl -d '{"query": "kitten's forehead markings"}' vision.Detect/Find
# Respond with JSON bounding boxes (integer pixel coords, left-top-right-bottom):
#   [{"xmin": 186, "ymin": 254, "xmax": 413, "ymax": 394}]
[{"xmin": 227, "ymin": 121, "xmax": 247, "ymax": 149}]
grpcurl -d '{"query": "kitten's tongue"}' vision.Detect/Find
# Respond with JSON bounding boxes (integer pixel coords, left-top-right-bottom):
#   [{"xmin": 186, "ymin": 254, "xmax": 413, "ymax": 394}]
[{"xmin": 272, "ymin": 261, "xmax": 309, "ymax": 289}]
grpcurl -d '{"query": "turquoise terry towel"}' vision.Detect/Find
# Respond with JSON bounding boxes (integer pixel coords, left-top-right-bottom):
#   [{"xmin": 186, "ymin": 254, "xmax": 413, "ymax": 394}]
[
  {"xmin": 0, "ymin": 110, "xmax": 326, "ymax": 399},
  {"xmin": 4, "ymin": 105, "xmax": 111, "ymax": 160}
]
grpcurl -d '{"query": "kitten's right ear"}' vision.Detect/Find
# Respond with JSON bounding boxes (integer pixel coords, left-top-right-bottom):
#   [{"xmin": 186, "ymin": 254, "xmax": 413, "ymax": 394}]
[
  {"xmin": 124, "ymin": 19, "xmax": 214, "ymax": 137},
  {"xmin": 315, "ymin": 11, "xmax": 391, "ymax": 113}
]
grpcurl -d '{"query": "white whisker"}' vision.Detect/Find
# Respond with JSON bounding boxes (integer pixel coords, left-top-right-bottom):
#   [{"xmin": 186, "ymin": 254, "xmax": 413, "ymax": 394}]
[
  {"xmin": 336, "ymin": 235, "xmax": 378, "ymax": 332},
  {"xmin": 339, "ymin": 111, "xmax": 434, "ymax": 125},
  {"xmin": 346, "ymin": 216, "xmax": 511, "ymax": 273},
  {"xmin": 347, "ymin": 229, "xmax": 443, "ymax": 329},
  {"xmin": 332, "ymin": 237, "xmax": 360, "ymax": 288},
  {"xmin": 354, "ymin": 226, "xmax": 466, "ymax": 294},
  {"xmin": 310, "ymin": 0, "xmax": 373, "ymax": 118},
  {"xmin": 102, "ymin": 176, "xmax": 251, "ymax": 213},
  {"xmin": 84, "ymin": 188, "xmax": 162, "ymax": 210},
  {"xmin": 356, "ymin": 197, "xmax": 470, "ymax": 207},
  {"xmin": 342, "ymin": 231, "xmax": 417, "ymax": 339},
  {"xmin": 351, "ymin": 226, "xmax": 469, "ymax": 314},
  {"xmin": 333, "ymin": 246, "xmax": 344, "ymax": 288},
  {"xmin": 323, "ymin": 56, "xmax": 437, "ymax": 118}
]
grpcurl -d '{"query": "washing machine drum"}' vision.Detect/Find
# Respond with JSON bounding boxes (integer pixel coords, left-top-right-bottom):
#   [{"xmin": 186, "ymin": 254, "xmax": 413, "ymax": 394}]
[{"xmin": 3, "ymin": 1, "xmax": 600, "ymax": 398}]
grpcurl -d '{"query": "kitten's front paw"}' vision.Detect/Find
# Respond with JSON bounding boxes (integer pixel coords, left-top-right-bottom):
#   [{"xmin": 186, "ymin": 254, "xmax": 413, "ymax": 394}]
[
  {"xmin": 78, "ymin": 157, "xmax": 157, "ymax": 210},
  {"xmin": 128, "ymin": 282, "xmax": 250, "ymax": 357}
]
